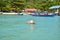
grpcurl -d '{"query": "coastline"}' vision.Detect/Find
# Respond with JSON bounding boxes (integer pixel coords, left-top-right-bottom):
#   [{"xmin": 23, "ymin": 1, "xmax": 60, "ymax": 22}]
[
  {"xmin": 0, "ymin": 12, "xmax": 33, "ymax": 15},
  {"xmin": 2, "ymin": 13, "xmax": 19, "ymax": 14}
]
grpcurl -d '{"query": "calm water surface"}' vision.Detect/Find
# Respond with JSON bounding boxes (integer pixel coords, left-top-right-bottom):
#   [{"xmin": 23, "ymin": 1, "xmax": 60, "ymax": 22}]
[{"xmin": 0, "ymin": 14, "xmax": 60, "ymax": 40}]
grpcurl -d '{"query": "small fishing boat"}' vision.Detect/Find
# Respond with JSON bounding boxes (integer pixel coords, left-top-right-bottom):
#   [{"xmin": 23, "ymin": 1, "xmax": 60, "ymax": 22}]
[
  {"xmin": 26, "ymin": 20, "xmax": 35, "ymax": 24},
  {"xmin": 18, "ymin": 13, "xmax": 23, "ymax": 15},
  {"xmin": 32, "ymin": 13, "xmax": 56, "ymax": 17}
]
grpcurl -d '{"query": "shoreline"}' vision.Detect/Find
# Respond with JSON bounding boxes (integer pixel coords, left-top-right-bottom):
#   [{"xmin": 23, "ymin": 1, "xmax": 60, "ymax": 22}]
[
  {"xmin": 2, "ymin": 13, "xmax": 19, "ymax": 14},
  {"xmin": 0, "ymin": 12, "xmax": 33, "ymax": 15}
]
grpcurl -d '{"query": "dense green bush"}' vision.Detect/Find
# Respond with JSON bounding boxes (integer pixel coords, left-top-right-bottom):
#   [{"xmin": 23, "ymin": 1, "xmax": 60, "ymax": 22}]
[{"xmin": 0, "ymin": 0, "xmax": 60, "ymax": 12}]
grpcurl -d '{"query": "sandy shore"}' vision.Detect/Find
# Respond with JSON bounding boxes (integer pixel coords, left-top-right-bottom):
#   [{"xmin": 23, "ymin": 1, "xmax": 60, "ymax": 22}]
[
  {"xmin": 2, "ymin": 13, "xmax": 19, "ymax": 14},
  {"xmin": 0, "ymin": 12, "xmax": 34, "ymax": 15}
]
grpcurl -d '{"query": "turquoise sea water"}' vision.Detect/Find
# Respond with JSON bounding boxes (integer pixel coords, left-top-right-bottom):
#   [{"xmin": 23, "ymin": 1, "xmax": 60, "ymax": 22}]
[{"xmin": 0, "ymin": 14, "xmax": 60, "ymax": 40}]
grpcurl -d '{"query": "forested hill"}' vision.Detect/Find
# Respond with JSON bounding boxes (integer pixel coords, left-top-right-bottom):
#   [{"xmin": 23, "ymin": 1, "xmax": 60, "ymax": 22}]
[{"xmin": 0, "ymin": 0, "xmax": 60, "ymax": 11}]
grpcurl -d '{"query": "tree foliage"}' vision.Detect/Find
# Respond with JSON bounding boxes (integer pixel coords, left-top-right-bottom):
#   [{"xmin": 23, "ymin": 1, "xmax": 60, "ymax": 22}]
[{"xmin": 0, "ymin": 0, "xmax": 60, "ymax": 11}]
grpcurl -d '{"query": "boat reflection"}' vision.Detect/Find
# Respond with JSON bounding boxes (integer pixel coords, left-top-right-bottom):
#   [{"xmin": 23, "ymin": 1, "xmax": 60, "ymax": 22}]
[{"xmin": 30, "ymin": 24, "xmax": 34, "ymax": 32}]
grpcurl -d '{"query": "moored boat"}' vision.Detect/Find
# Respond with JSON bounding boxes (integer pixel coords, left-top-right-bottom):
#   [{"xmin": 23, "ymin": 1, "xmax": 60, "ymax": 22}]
[{"xmin": 32, "ymin": 13, "xmax": 56, "ymax": 17}]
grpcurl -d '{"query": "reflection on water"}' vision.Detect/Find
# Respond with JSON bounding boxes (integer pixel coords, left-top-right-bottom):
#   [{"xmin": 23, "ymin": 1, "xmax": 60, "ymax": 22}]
[{"xmin": 30, "ymin": 24, "xmax": 34, "ymax": 32}]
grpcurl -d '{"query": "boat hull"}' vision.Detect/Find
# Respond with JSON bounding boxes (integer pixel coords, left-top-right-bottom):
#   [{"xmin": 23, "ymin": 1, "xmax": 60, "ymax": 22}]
[{"xmin": 32, "ymin": 14, "xmax": 56, "ymax": 17}]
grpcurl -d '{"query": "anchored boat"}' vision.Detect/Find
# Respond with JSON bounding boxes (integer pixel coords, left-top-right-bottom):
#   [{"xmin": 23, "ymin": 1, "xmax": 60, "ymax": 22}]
[{"xmin": 32, "ymin": 13, "xmax": 56, "ymax": 17}]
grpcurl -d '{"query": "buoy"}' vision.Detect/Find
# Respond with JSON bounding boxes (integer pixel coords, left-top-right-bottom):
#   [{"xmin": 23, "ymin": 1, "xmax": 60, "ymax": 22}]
[{"xmin": 26, "ymin": 20, "xmax": 35, "ymax": 24}]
